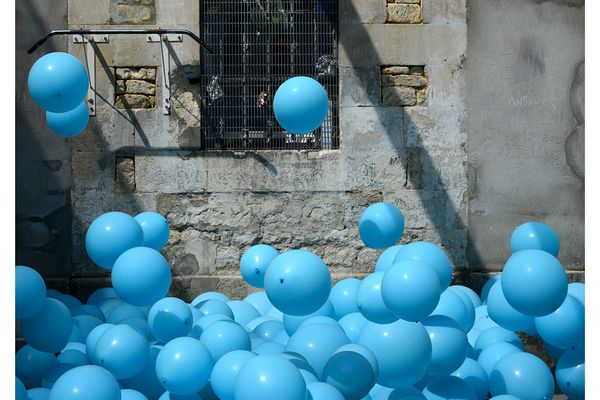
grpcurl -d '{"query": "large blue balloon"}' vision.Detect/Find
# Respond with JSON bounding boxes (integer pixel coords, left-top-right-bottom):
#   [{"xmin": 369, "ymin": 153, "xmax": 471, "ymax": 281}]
[
  {"xmin": 307, "ymin": 382, "xmax": 345, "ymax": 400},
  {"xmin": 253, "ymin": 319, "xmax": 286, "ymax": 341},
  {"xmin": 264, "ymin": 250, "xmax": 331, "ymax": 316},
  {"xmin": 95, "ymin": 324, "xmax": 149, "ymax": 379},
  {"xmin": 486, "ymin": 281, "xmax": 537, "ymax": 335},
  {"xmin": 430, "ymin": 289, "xmax": 472, "ymax": 333},
  {"xmin": 199, "ymin": 320, "xmax": 251, "ymax": 362},
  {"xmin": 480, "ymin": 275, "xmax": 501, "ymax": 304},
  {"xmin": 210, "ymin": 350, "xmax": 255, "ymax": 400},
  {"xmin": 196, "ymin": 299, "xmax": 234, "ymax": 319},
  {"xmin": 48, "ymin": 365, "xmax": 120, "ymax": 400},
  {"xmin": 534, "ymin": 294, "xmax": 584, "ymax": 349},
  {"xmin": 121, "ymin": 345, "xmax": 165, "ymax": 400},
  {"xmin": 106, "ymin": 303, "xmax": 146, "ymax": 324},
  {"xmin": 329, "ymin": 278, "xmax": 361, "ymax": 319},
  {"xmin": 501, "ymin": 249, "xmax": 567, "ymax": 316},
  {"xmin": 358, "ymin": 320, "xmax": 431, "ymax": 388},
  {"xmin": 85, "ymin": 212, "xmax": 144, "ymax": 270},
  {"xmin": 159, "ymin": 393, "xmax": 201, "ymax": 400},
  {"xmin": 16, "ymin": 377, "xmax": 28, "ymax": 400},
  {"xmin": 374, "ymin": 245, "xmax": 404, "ymax": 273},
  {"xmin": 450, "ymin": 285, "xmax": 482, "ymax": 308},
  {"xmin": 489, "ymin": 352, "xmax": 554, "ymax": 400},
  {"xmin": 356, "ymin": 272, "xmax": 398, "ymax": 324},
  {"xmin": 41, "ymin": 363, "xmax": 77, "ymax": 389},
  {"xmin": 240, "ymin": 244, "xmax": 280, "ymax": 288},
  {"xmin": 155, "ymin": 337, "xmax": 213, "ymax": 395},
  {"xmin": 16, "ymin": 345, "xmax": 58, "ymax": 388},
  {"xmin": 473, "ymin": 327, "xmax": 523, "ymax": 357},
  {"xmin": 286, "ymin": 323, "xmax": 350, "ymax": 378},
  {"xmin": 510, "ymin": 221, "xmax": 560, "ymax": 256},
  {"xmin": 358, "ymin": 203, "xmax": 405, "ymax": 249},
  {"xmin": 489, "ymin": 396, "xmax": 522, "ymax": 400},
  {"xmin": 473, "ymin": 305, "xmax": 501, "ymax": 332},
  {"xmin": 422, "ymin": 376, "xmax": 477, "ymax": 400},
  {"xmin": 191, "ymin": 313, "xmax": 232, "ymax": 338},
  {"xmin": 393, "ymin": 242, "xmax": 453, "ymax": 290},
  {"xmin": 28, "ymin": 52, "xmax": 89, "ymax": 113},
  {"xmin": 447, "ymin": 287, "xmax": 476, "ymax": 332},
  {"xmin": 21, "ymin": 298, "xmax": 73, "ymax": 353},
  {"xmin": 86, "ymin": 287, "xmax": 119, "ymax": 307},
  {"xmin": 568, "ymin": 282, "xmax": 584, "ymax": 305},
  {"xmin": 111, "ymin": 247, "xmax": 172, "ymax": 306},
  {"xmin": 283, "ymin": 300, "xmax": 336, "ymax": 335},
  {"xmin": 85, "ymin": 323, "xmax": 114, "ymax": 365},
  {"xmin": 16, "ymin": 265, "xmax": 47, "ymax": 320},
  {"xmin": 382, "ymin": 260, "xmax": 441, "ymax": 322},
  {"xmin": 148, "ymin": 297, "xmax": 192, "ymax": 343},
  {"xmin": 27, "ymin": 387, "xmax": 51, "ymax": 400},
  {"xmin": 234, "ymin": 354, "xmax": 306, "ymax": 400},
  {"xmin": 58, "ymin": 348, "xmax": 88, "ymax": 367},
  {"xmin": 555, "ymin": 348, "xmax": 584, "ymax": 400},
  {"xmin": 322, "ymin": 343, "xmax": 378, "ymax": 400},
  {"xmin": 377, "ymin": 386, "xmax": 425, "ymax": 400},
  {"xmin": 423, "ymin": 315, "xmax": 469, "ymax": 376},
  {"xmin": 273, "ymin": 76, "xmax": 329, "ymax": 135},
  {"xmin": 73, "ymin": 315, "xmax": 103, "ymax": 338},
  {"xmin": 191, "ymin": 291, "xmax": 230, "ymax": 306},
  {"xmin": 134, "ymin": 212, "xmax": 170, "ymax": 251},
  {"xmin": 338, "ymin": 312, "xmax": 369, "ymax": 343},
  {"xmin": 121, "ymin": 389, "xmax": 149, "ymax": 400},
  {"xmin": 451, "ymin": 358, "xmax": 489, "ymax": 400},
  {"xmin": 243, "ymin": 291, "xmax": 274, "ymax": 316},
  {"xmin": 227, "ymin": 300, "xmax": 261, "ymax": 326},
  {"xmin": 46, "ymin": 101, "xmax": 89, "ymax": 137},
  {"xmin": 477, "ymin": 342, "xmax": 522, "ymax": 378}
]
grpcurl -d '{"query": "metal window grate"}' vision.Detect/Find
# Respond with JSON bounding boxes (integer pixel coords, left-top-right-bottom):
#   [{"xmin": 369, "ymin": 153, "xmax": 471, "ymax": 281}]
[{"xmin": 200, "ymin": 0, "xmax": 339, "ymax": 151}]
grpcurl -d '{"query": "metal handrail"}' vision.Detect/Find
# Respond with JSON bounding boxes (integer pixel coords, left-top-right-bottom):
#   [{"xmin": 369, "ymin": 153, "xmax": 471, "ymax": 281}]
[{"xmin": 27, "ymin": 28, "xmax": 215, "ymax": 54}]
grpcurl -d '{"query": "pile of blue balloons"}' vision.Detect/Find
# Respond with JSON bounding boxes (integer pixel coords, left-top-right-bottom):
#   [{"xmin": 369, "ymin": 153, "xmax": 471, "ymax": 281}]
[
  {"xmin": 16, "ymin": 204, "xmax": 584, "ymax": 400},
  {"xmin": 28, "ymin": 52, "xmax": 90, "ymax": 137}
]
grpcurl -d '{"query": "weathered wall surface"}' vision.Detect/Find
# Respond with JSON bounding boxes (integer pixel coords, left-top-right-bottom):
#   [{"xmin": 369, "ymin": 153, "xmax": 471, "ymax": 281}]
[{"xmin": 465, "ymin": 0, "xmax": 585, "ymax": 287}]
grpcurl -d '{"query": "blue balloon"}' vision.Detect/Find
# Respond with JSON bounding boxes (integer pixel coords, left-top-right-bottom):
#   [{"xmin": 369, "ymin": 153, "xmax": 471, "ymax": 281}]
[
  {"xmin": 329, "ymin": 278, "xmax": 362, "ymax": 319},
  {"xmin": 85, "ymin": 212, "xmax": 144, "ymax": 270},
  {"xmin": 159, "ymin": 393, "xmax": 201, "ymax": 400},
  {"xmin": 41, "ymin": 363, "xmax": 77, "ymax": 389},
  {"xmin": 106, "ymin": 303, "xmax": 146, "ymax": 324},
  {"xmin": 134, "ymin": 211, "xmax": 170, "ymax": 250},
  {"xmin": 46, "ymin": 101, "xmax": 89, "ymax": 137},
  {"xmin": 254, "ymin": 341, "xmax": 285, "ymax": 355},
  {"xmin": 467, "ymin": 328, "xmax": 482, "ymax": 350},
  {"xmin": 369, "ymin": 384, "xmax": 393, "ymax": 398},
  {"xmin": 374, "ymin": 245, "xmax": 404, "ymax": 273},
  {"xmin": 95, "ymin": 324, "xmax": 149, "ymax": 379},
  {"xmin": 210, "ymin": 350, "xmax": 255, "ymax": 400},
  {"xmin": 28, "ymin": 52, "xmax": 89, "ymax": 112},
  {"xmin": 98, "ymin": 299, "xmax": 126, "ymax": 319},
  {"xmin": 422, "ymin": 376, "xmax": 477, "ymax": 400},
  {"xmin": 322, "ymin": 343, "xmax": 378, "ymax": 400},
  {"xmin": 121, "ymin": 389, "xmax": 149, "ymax": 400},
  {"xmin": 85, "ymin": 323, "xmax": 114, "ymax": 365},
  {"xmin": 480, "ymin": 275, "xmax": 501, "ymax": 304},
  {"xmin": 358, "ymin": 320, "xmax": 431, "ymax": 388},
  {"xmin": 285, "ymin": 323, "xmax": 350, "ymax": 378},
  {"xmin": 253, "ymin": 320, "xmax": 286, "ymax": 341},
  {"xmin": 568, "ymin": 282, "xmax": 585, "ymax": 305},
  {"xmin": 510, "ymin": 221, "xmax": 560, "ymax": 256},
  {"xmin": 191, "ymin": 291, "xmax": 230, "ymax": 306},
  {"xmin": 502, "ymin": 249, "xmax": 567, "ymax": 316},
  {"xmin": 489, "ymin": 352, "xmax": 554, "ymax": 400},
  {"xmin": 264, "ymin": 250, "xmax": 331, "ymax": 316},
  {"xmin": 280, "ymin": 351, "xmax": 318, "ymax": 376},
  {"xmin": 450, "ymin": 285, "xmax": 482, "ymax": 308},
  {"xmin": 430, "ymin": 289, "xmax": 472, "ymax": 333},
  {"xmin": 155, "ymin": 337, "xmax": 213, "ymax": 395},
  {"xmin": 16, "ymin": 265, "xmax": 47, "ymax": 320},
  {"xmin": 339, "ymin": 312, "xmax": 369, "ymax": 343},
  {"xmin": 48, "ymin": 365, "xmax": 120, "ymax": 400},
  {"xmin": 73, "ymin": 315, "xmax": 103, "ymax": 337},
  {"xmin": 27, "ymin": 388, "xmax": 51, "ymax": 400},
  {"xmin": 121, "ymin": 345, "xmax": 164, "ymax": 400},
  {"xmin": 555, "ymin": 348, "xmax": 584, "ymax": 400},
  {"xmin": 423, "ymin": 315, "xmax": 469, "ymax": 375},
  {"xmin": 191, "ymin": 313, "xmax": 232, "ymax": 338},
  {"xmin": 243, "ymin": 291, "xmax": 274, "ymax": 316},
  {"xmin": 382, "ymin": 260, "xmax": 441, "ymax": 322},
  {"xmin": 227, "ymin": 300, "xmax": 261, "ymax": 326},
  {"xmin": 543, "ymin": 340, "xmax": 565, "ymax": 362},
  {"xmin": 16, "ymin": 377, "xmax": 28, "ymax": 400},
  {"xmin": 283, "ymin": 300, "xmax": 336, "ymax": 335},
  {"xmin": 307, "ymin": 382, "xmax": 345, "ymax": 400},
  {"xmin": 196, "ymin": 299, "xmax": 234, "ymax": 319},
  {"xmin": 273, "ymin": 76, "xmax": 329, "ymax": 135},
  {"xmin": 62, "ymin": 342, "xmax": 87, "ymax": 353},
  {"xmin": 474, "ymin": 327, "xmax": 523, "ymax": 357},
  {"xmin": 358, "ymin": 203, "xmax": 405, "ymax": 249},
  {"xmin": 16, "ymin": 345, "xmax": 58, "ymax": 388},
  {"xmin": 297, "ymin": 316, "xmax": 342, "ymax": 334},
  {"xmin": 473, "ymin": 305, "xmax": 501, "ymax": 332},
  {"xmin": 378, "ymin": 386, "xmax": 425, "ymax": 399},
  {"xmin": 86, "ymin": 287, "xmax": 119, "ymax": 307},
  {"xmin": 199, "ymin": 320, "xmax": 251, "ymax": 362},
  {"xmin": 58, "ymin": 348, "xmax": 88, "ymax": 367},
  {"xmin": 356, "ymin": 272, "xmax": 398, "ymax": 324},
  {"xmin": 393, "ymin": 242, "xmax": 452, "ymax": 290},
  {"xmin": 486, "ymin": 281, "xmax": 537, "ymax": 335},
  {"xmin": 240, "ymin": 244, "xmax": 280, "ymax": 288},
  {"xmin": 111, "ymin": 247, "xmax": 172, "ymax": 306},
  {"xmin": 234, "ymin": 354, "xmax": 306, "ymax": 400},
  {"xmin": 534, "ymin": 294, "xmax": 584, "ymax": 349},
  {"xmin": 447, "ymin": 287, "xmax": 476, "ymax": 332},
  {"xmin": 477, "ymin": 342, "xmax": 522, "ymax": 378},
  {"xmin": 21, "ymin": 298, "xmax": 73, "ymax": 353},
  {"xmin": 148, "ymin": 297, "xmax": 193, "ymax": 343},
  {"xmin": 489, "ymin": 396, "xmax": 522, "ymax": 400},
  {"xmin": 451, "ymin": 358, "xmax": 489, "ymax": 400}
]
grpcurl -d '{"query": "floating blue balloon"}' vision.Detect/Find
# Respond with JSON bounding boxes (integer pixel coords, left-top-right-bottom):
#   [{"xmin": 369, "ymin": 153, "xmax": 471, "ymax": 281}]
[
  {"xmin": 21, "ymin": 298, "xmax": 73, "ymax": 353},
  {"xmin": 191, "ymin": 313, "xmax": 233, "ymax": 338},
  {"xmin": 338, "ymin": 312, "xmax": 369, "ymax": 343},
  {"xmin": 135, "ymin": 212, "xmax": 170, "ymax": 251},
  {"xmin": 28, "ymin": 52, "xmax": 89, "ymax": 113},
  {"xmin": 423, "ymin": 315, "xmax": 469, "ymax": 376},
  {"xmin": 253, "ymin": 319, "xmax": 286, "ymax": 341},
  {"xmin": 16, "ymin": 345, "xmax": 58, "ymax": 388},
  {"xmin": 322, "ymin": 343, "xmax": 378, "ymax": 400},
  {"xmin": 48, "ymin": 365, "xmax": 120, "ymax": 400},
  {"xmin": 227, "ymin": 300, "xmax": 261, "ymax": 326},
  {"xmin": 111, "ymin": 247, "xmax": 172, "ymax": 306},
  {"xmin": 121, "ymin": 345, "xmax": 165, "ymax": 400},
  {"xmin": 191, "ymin": 291, "xmax": 230, "ymax": 306},
  {"xmin": 16, "ymin": 265, "xmax": 46, "ymax": 320},
  {"xmin": 240, "ymin": 244, "xmax": 280, "ymax": 288},
  {"xmin": 502, "ymin": 249, "xmax": 567, "ymax": 316},
  {"xmin": 329, "ymin": 278, "xmax": 361, "ymax": 319},
  {"xmin": 199, "ymin": 320, "xmax": 252, "ymax": 362},
  {"xmin": 254, "ymin": 341, "xmax": 285, "ymax": 355},
  {"xmin": 534, "ymin": 294, "xmax": 584, "ymax": 349},
  {"xmin": 234, "ymin": 355, "xmax": 306, "ymax": 400},
  {"xmin": 196, "ymin": 299, "xmax": 234, "ymax": 319},
  {"xmin": 210, "ymin": 350, "xmax": 255, "ymax": 400},
  {"xmin": 148, "ymin": 297, "xmax": 193, "ymax": 343},
  {"xmin": 374, "ymin": 245, "xmax": 404, "ymax": 273},
  {"xmin": 243, "ymin": 291, "xmax": 274, "ymax": 316},
  {"xmin": 430, "ymin": 289, "xmax": 472, "ymax": 333},
  {"xmin": 27, "ymin": 387, "xmax": 51, "ymax": 400},
  {"xmin": 46, "ymin": 101, "xmax": 89, "ymax": 137},
  {"xmin": 307, "ymin": 382, "xmax": 345, "ymax": 400},
  {"xmin": 489, "ymin": 352, "xmax": 554, "ymax": 400},
  {"xmin": 555, "ymin": 348, "xmax": 584, "ymax": 400},
  {"xmin": 474, "ymin": 327, "xmax": 523, "ymax": 357},
  {"xmin": 486, "ymin": 281, "xmax": 537, "ymax": 335},
  {"xmin": 95, "ymin": 324, "xmax": 149, "ymax": 379},
  {"xmin": 85, "ymin": 323, "xmax": 115, "ymax": 365},
  {"xmin": 121, "ymin": 389, "xmax": 149, "ymax": 400},
  {"xmin": 393, "ymin": 242, "xmax": 452, "ymax": 290},
  {"xmin": 477, "ymin": 342, "xmax": 522, "ymax": 378},
  {"xmin": 451, "ymin": 358, "xmax": 489, "ymax": 400},
  {"xmin": 510, "ymin": 222, "xmax": 560, "ymax": 256},
  {"xmin": 382, "ymin": 260, "xmax": 441, "ymax": 322},
  {"xmin": 480, "ymin": 275, "xmax": 501, "ymax": 304},
  {"xmin": 264, "ymin": 250, "xmax": 331, "ymax": 316},
  {"xmin": 422, "ymin": 376, "xmax": 477, "ymax": 400},
  {"xmin": 568, "ymin": 282, "xmax": 585, "ymax": 305},
  {"xmin": 283, "ymin": 300, "xmax": 336, "ymax": 336},
  {"xmin": 358, "ymin": 203, "xmax": 405, "ymax": 250},
  {"xmin": 273, "ymin": 76, "xmax": 329, "ymax": 135},
  {"xmin": 297, "ymin": 316, "xmax": 342, "ymax": 335},
  {"xmin": 473, "ymin": 305, "xmax": 501, "ymax": 332},
  {"xmin": 155, "ymin": 337, "xmax": 213, "ymax": 395},
  {"xmin": 356, "ymin": 272, "xmax": 398, "ymax": 324},
  {"xmin": 16, "ymin": 377, "xmax": 28, "ymax": 400}
]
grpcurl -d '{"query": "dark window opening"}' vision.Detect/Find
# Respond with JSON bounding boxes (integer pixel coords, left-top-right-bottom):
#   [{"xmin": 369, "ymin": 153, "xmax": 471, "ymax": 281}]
[{"xmin": 200, "ymin": 0, "xmax": 340, "ymax": 151}]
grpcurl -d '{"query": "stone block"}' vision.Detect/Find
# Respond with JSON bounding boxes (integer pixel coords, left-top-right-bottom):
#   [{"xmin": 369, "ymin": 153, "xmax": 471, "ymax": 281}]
[
  {"xmin": 387, "ymin": 3, "xmax": 422, "ymax": 24},
  {"xmin": 388, "ymin": 0, "xmax": 420, "ymax": 3},
  {"xmin": 382, "ymin": 86, "xmax": 417, "ymax": 106},
  {"xmin": 126, "ymin": 79, "xmax": 157, "ymax": 95},
  {"xmin": 110, "ymin": 0, "xmax": 156, "ymax": 25},
  {"xmin": 381, "ymin": 66, "xmax": 410, "ymax": 75},
  {"xmin": 381, "ymin": 75, "xmax": 396, "ymax": 86},
  {"xmin": 392, "ymin": 74, "xmax": 428, "ymax": 87},
  {"xmin": 115, "ymin": 80, "xmax": 126, "ymax": 95},
  {"xmin": 417, "ymin": 88, "xmax": 428, "ymax": 104},
  {"xmin": 115, "ymin": 94, "xmax": 156, "ymax": 109},
  {"xmin": 115, "ymin": 155, "xmax": 135, "ymax": 193},
  {"xmin": 115, "ymin": 67, "xmax": 157, "ymax": 80},
  {"xmin": 409, "ymin": 66, "xmax": 425, "ymax": 75}
]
